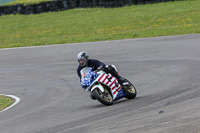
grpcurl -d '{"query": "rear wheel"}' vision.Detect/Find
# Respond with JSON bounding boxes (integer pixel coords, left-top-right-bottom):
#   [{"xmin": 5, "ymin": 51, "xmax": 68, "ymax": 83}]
[
  {"xmin": 92, "ymin": 87, "xmax": 113, "ymax": 106},
  {"xmin": 121, "ymin": 78, "xmax": 137, "ymax": 99}
]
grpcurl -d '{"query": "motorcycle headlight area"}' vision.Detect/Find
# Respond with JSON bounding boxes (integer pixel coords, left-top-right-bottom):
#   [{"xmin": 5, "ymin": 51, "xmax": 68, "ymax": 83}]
[
  {"xmin": 81, "ymin": 77, "xmax": 92, "ymax": 88},
  {"xmin": 81, "ymin": 71, "xmax": 98, "ymax": 89}
]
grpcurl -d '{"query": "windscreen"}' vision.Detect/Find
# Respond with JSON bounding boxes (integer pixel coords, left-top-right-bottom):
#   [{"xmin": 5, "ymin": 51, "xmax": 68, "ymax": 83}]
[{"xmin": 80, "ymin": 67, "xmax": 90, "ymax": 78}]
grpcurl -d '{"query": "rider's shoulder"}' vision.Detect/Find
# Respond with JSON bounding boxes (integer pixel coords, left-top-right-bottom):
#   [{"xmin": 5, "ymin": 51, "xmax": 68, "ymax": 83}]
[{"xmin": 88, "ymin": 59, "xmax": 100, "ymax": 63}]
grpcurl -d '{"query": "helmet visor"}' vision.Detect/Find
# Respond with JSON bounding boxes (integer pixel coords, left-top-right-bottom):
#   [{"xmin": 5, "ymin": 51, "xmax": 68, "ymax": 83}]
[{"xmin": 79, "ymin": 59, "xmax": 87, "ymax": 66}]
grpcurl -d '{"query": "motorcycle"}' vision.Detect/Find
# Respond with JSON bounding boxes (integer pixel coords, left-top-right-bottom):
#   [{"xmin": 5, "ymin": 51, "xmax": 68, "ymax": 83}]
[{"xmin": 80, "ymin": 67, "xmax": 137, "ymax": 106}]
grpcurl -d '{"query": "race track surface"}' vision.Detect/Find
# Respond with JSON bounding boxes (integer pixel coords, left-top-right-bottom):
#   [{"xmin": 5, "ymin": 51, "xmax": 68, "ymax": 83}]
[{"xmin": 0, "ymin": 34, "xmax": 200, "ymax": 133}]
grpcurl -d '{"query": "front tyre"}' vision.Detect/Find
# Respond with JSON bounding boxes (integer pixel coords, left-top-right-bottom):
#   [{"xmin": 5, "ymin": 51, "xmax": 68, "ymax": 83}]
[{"xmin": 92, "ymin": 88, "xmax": 113, "ymax": 106}]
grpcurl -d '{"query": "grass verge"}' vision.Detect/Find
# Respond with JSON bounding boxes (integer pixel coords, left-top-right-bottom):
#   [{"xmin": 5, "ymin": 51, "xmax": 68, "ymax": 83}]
[
  {"xmin": 0, "ymin": 0, "xmax": 200, "ymax": 48},
  {"xmin": 2, "ymin": 0, "xmax": 53, "ymax": 6},
  {"xmin": 0, "ymin": 95, "xmax": 13, "ymax": 111}
]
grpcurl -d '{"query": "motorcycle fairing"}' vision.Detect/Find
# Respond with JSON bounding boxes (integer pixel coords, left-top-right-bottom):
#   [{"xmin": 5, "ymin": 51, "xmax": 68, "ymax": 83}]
[
  {"xmin": 96, "ymin": 72, "xmax": 126, "ymax": 100},
  {"xmin": 81, "ymin": 67, "xmax": 99, "ymax": 90},
  {"xmin": 80, "ymin": 67, "xmax": 127, "ymax": 100},
  {"xmin": 115, "ymin": 88, "xmax": 126, "ymax": 101}
]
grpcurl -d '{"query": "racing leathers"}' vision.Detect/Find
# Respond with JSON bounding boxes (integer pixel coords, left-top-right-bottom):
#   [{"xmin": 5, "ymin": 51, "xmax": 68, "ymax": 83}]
[
  {"xmin": 77, "ymin": 59, "xmax": 121, "ymax": 82},
  {"xmin": 77, "ymin": 59, "xmax": 105, "ymax": 80}
]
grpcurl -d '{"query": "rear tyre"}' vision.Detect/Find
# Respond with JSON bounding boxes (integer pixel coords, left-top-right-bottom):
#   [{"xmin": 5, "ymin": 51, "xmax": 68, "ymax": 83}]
[
  {"xmin": 121, "ymin": 78, "xmax": 137, "ymax": 99},
  {"xmin": 92, "ymin": 87, "xmax": 113, "ymax": 106}
]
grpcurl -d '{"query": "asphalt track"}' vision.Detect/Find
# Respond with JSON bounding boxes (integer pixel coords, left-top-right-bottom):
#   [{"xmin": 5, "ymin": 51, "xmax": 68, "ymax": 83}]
[{"xmin": 0, "ymin": 34, "xmax": 200, "ymax": 133}]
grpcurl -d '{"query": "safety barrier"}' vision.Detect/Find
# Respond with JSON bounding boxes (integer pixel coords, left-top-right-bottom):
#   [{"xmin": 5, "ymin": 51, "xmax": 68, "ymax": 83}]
[{"xmin": 0, "ymin": 0, "xmax": 178, "ymax": 16}]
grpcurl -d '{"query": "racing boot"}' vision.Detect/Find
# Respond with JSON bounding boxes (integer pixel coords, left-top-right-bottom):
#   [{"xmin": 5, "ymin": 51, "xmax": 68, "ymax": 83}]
[
  {"xmin": 104, "ymin": 65, "xmax": 124, "ymax": 87},
  {"xmin": 117, "ymin": 76, "xmax": 125, "ymax": 87},
  {"xmin": 111, "ymin": 71, "xmax": 124, "ymax": 87}
]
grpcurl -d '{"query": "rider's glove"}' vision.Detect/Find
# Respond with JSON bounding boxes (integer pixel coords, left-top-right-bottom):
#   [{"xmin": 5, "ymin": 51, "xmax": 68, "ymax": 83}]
[
  {"xmin": 103, "ymin": 65, "xmax": 110, "ymax": 73},
  {"xmin": 96, "ymin": 66, "xmax": 104, "ymax": 72}
]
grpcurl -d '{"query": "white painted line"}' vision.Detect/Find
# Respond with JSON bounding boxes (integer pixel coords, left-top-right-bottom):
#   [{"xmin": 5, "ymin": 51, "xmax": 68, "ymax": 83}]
[{"xmin": 0, "ymin": 94, "xmax": 20, "ymax": 113}]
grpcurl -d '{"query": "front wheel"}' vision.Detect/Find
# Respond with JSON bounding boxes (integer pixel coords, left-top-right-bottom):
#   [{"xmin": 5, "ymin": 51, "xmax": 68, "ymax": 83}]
[
  {"xmin": 121, "ymin": 78, "xmax": 137, "ymax": 99},
  {"xmin": 92, "ymin": 87, "xmax": 113, "ymax": 106}
]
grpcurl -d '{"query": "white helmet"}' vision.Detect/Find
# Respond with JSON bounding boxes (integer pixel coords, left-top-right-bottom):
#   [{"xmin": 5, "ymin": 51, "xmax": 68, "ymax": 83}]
[{"xmin": 77, "ymin": 51, "xmax": 89, "ymax": 66}]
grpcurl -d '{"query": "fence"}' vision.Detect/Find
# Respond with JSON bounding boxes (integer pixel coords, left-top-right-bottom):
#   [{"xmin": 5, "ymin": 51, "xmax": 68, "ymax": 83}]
[{"xmin": 0, "ymin": 0, "xmax": 179, "ymax": 16}]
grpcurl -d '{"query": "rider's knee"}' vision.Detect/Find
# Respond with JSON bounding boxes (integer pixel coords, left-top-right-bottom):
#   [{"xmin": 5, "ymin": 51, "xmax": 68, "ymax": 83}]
[{"xmin": 105, "ymin": 65, "xmax": 118, "ymax": 73}]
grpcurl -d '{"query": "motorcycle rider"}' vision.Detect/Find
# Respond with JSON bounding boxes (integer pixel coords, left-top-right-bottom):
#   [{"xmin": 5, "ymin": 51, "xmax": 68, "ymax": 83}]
[{"xmin": 77, "ymin": 51, "xmax": 124, "ymax": 99}]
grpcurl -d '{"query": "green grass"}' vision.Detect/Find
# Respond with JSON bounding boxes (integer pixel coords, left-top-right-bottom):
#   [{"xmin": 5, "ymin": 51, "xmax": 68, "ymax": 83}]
[
  {"xmin": 0, "ymin": 95, "xmax": 13, "ymax": 111},
  {"xmin": 3, "ymin": 0, "xmax": 53, "ymax": 6},
  {"xmin": 0, "ymin": 0, "xmax": 199, "ymax": 48}
]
